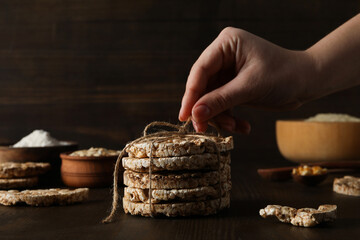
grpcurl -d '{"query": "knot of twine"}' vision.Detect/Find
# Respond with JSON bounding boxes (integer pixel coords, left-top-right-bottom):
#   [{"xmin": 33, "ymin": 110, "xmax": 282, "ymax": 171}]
[{"xmin": 102, "ymin": 118, "xmax": 223, "ymax": 223}]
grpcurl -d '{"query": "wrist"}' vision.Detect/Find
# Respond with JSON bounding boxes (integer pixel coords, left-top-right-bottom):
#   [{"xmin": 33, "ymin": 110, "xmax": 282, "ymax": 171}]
[{"xmin": 289, "ymin": 50, "xmax": 322, "ymax": 104}]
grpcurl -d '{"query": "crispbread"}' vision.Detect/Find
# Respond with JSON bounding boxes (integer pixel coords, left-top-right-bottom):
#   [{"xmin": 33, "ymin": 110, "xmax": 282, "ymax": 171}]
[
  {"xmin": 122, "ymin": 152, "xmax": 231, "ymax": 172},
  {"xmin": 259, "ymin": 204, "xmax": 337, "ymax": 227},
  {"xmin": 125, "ymin": 135, "xmax": 233, "ymax": 158},
  {"xmin": 123, "ymin": 193, "xmax": 230, "ymax": 217},
  {"xmin": 124, "ymin": 181, "xmax": 231, "ymax": 203},
  {"xmin": 0, "ymin": 177, "xmax": 38, "ymax": 189},
  {"xmin": 0, "ymin": 162, "xmax": 51, "ymax": 178},
  {"xmin": 291, "ymin": 205, "xmax": 337, "ymax": 227},
  {"xmin": 124, "ymin": 164, "xmax": 231, "ymax": 189},
  {"xmin": 0, "ymin": 188, "xmax": 89, "ymax": 206},
  {"xmin": 333, "ymin": 176, "xmax": 360, "ymax": 196}
]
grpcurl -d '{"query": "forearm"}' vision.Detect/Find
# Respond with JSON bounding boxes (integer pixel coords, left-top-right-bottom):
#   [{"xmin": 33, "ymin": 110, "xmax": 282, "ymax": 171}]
[{"xmin": 306, "ymin": 14, "xmax": 360, "ymax": 100}]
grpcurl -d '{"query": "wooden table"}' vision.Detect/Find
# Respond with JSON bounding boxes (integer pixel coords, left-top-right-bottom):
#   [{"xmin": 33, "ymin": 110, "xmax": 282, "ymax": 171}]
[{"xmin": 1, "ymin": 149, "xmax": 359, "ymax": 240}]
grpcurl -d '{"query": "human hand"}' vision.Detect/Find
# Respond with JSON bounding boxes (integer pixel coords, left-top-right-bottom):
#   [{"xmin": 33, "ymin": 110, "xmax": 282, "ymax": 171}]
[{"xmin": 179, "ymin": 27, "xmax": 317, "ymax": 133}]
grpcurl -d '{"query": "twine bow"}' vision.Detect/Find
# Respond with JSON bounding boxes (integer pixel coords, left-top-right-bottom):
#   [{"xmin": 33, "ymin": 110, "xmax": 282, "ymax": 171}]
[{"xmin": 102, "ymin": 118, "xmax": 222, "ymax": 223}]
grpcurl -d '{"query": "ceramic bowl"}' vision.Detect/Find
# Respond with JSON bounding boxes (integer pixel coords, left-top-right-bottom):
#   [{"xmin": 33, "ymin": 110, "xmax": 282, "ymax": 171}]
[
  {"xmin": 60, "ymin": 152, "xmax": 120, "ymax": 188},
  {"xmin": 0, "ymin": 142, "xmax": 78, "ymax": 185},
  {"xmin": 0, "ymin": 142, "xmax": 78, "ymax": 163},
  {"xmin": 276, "ymin": 120, "xmax": 360, "ymax": 163}
]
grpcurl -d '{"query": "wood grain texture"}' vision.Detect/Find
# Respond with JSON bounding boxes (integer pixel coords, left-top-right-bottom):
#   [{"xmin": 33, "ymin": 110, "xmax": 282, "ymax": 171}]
[
  {"xmin": 0, "ymin": 149, "xmax": 359, "ymax": 240},
  {"xmin": 0, "ymin": 0, "xmax": 359, "ymax": 152}
]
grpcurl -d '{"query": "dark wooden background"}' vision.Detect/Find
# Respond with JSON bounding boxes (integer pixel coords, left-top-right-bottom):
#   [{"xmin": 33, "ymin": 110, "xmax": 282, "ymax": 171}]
[
  {"xmin": 0, "ymin": 0, "xmax": 359, "ymax": 152},
  {"xmin": 0, "ymin": 2, "xmax": 360, "ymax": 240}
]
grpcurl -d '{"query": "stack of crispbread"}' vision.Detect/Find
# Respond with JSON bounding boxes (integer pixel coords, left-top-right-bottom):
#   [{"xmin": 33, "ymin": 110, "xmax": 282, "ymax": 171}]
[
  {"xmin": 0, "ymin": 162, "xmax": 51, "ymax": 189},
  {"xmin": 122, "ymin": 134, "xmax": 233, "ymax": 217}
]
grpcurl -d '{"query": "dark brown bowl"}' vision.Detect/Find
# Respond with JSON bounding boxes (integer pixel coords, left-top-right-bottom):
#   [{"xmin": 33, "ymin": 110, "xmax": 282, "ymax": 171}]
[
  {"xmin": 0, "ymin": 141, "xmax": 78, "ymax": 163},
  {"xmin": 60, "ymin": 152, "xmax": 122, "ymax": 188},
  {"xmin": 0, "ymin": 142, "xmax": 78, "ymax": 185}
]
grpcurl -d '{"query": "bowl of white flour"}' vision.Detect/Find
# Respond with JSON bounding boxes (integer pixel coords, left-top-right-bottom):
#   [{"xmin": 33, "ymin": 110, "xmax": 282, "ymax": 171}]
[{"xmin": 0, "ymin": 129, "xmax": 77, "ymax": 168}]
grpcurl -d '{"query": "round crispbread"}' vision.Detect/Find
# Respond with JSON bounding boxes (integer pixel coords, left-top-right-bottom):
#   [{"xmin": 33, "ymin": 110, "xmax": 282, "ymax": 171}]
[
  {"xmin": 125, "ymin": 135, "xmax": 233, "ymax": 158},
  {"xmin": 0, "ymin": 162, "xmax": 51, "ymax": 179},
  {"xmin": 333, "ymin": 176, "xmax": 360, "ymax": 196},
  {"xmin": 123, "ymin": 192, "xmax": 230, "ymax": 217},
  {"xmin": 123, "ymin": 164, "xmax": 231, "ymax": 189},
  {"xmin": 124, "ymin": 181, "xmax": 231, "ymax": 203},
  {"xmin": 0, "ymin": 188, "xmax": 89, "ymax": 206},
  {"xmin": 0, "ymin": 177, "xmax": 38, "ymax": 189},
  {"xmin": 122, "ymin": 152, "xmax": 231, "ymax": 172}
]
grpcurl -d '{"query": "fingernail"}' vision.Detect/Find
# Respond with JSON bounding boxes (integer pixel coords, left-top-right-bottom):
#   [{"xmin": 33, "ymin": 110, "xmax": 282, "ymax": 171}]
[
  {"xmin": 193, "ymin": 105, "xmax": 211, "ymax": 122},
  {"xmin": 178, "ymin": 112, "xmax": 183, "ymax": 121},
  {"xmin": 178, "ymin": 105, "xmax": 183, "ymax": 120}
]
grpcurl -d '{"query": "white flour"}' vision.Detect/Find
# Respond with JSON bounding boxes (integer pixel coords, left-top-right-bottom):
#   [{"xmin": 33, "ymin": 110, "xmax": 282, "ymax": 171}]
[
  {"xmin": 305, "ymin": 113, "xmax": 360, "ymax": 122},
  {"xmin": 13, "ymin": 130, "xmax": 69, "ymax": 147}
]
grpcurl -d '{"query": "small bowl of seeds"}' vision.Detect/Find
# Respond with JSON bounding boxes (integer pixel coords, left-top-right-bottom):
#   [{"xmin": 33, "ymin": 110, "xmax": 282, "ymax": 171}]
[{"xmin": 60, "ymin": 147, "xmax": 121, "ymax": 188}]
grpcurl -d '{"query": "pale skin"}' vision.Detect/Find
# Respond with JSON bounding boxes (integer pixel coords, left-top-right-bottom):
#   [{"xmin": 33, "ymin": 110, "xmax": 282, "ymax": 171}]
[{"xmin": 179, "ymin": 14, "xmax": 360, "ymax": 134}]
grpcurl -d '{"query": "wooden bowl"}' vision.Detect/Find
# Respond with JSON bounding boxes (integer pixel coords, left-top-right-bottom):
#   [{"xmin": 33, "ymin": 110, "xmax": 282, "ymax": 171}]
[
  {"xmin": 0, "ymin": 142, "xmax": 78, "ymax": 185},
  {"xmin": 0, "ymin": 142, "xmax": 78, "ymax": 163},
  {"xmin": 60, "ymin": 152, "xmax": 121, "ymax": 188},
  {"xmin": 276, "ymin": 120, "xmax": 360, "ymax": 163}
]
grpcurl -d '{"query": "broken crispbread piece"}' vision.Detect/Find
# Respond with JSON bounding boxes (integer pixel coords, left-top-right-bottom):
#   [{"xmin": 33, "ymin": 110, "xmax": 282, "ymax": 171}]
[
  {"xmin": 333, "ymin": 176, "xmax": 360, "ymax": 196},
  {"xmin": 259, "ymin": 205, "xmax": 297, "ymax": 223},
  {"xmin": 0, "ymin": 188, "xmax": 89, "ymax": 206},
  {"xmin": 0, "ymin": 177, "xmax": 38, "ymax": 189},
  {"xmin": 259, "ymin": 204, "xmax": 337, "ymax": 227},
  {"xmin": 123, "ymin": 192, "xmax": 230, "ymax": 217},
  {"xmin": 122, "ymin": 152, "xmax": 231, "ymax": 172},
  {"xmin": 0, "ymin": 162, "xmax": 51, "ymax": 178},
  {"xmin": 125, "ymin": 135, "xmax": 233, "ymax": 158}
]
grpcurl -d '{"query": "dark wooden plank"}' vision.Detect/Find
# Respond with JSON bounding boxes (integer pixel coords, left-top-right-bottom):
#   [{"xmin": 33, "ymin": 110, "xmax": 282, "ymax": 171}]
[
  {"xmin": 0, "ymin": 0, "xmax": 358, "ymax": 23},
  {"xmin": 0, "ymin": 19, "xmax": 356, "ymax": 51},
  {"xmin": 0, "ymin": 1, "xmax": 359, "ymax": 237},
  {"xmin": 0, "ymin": 150, "xmax": 359, "ymax": 240}
]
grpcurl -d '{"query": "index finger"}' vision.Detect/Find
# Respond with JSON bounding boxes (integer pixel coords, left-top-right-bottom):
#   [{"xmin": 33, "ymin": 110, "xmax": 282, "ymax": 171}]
[{"xmin": 178, "ymin": 37, "xmax": 226, "ymax": 121}]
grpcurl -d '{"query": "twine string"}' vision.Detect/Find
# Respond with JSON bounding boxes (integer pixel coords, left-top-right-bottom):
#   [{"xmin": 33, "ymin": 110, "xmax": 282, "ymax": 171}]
[
  {"xmin": 214, "ymin": 141, "xmax": 222, "ymax": 210},
  {"xmin": 149, "ymin": 142, "xmax": 154, "ymax": 217},
  {"xmin": 102, "ymin": 118, "xmax": 223, "ymax": 223}
]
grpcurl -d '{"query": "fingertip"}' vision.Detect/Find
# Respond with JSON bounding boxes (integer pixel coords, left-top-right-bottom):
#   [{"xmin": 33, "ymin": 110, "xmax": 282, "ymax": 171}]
[
  {"xmin": 192, "ymin": 104, "xmax": 211, "ymax": 123},
  {"xmin": 192, "ymin": 120, "xmax": 208, "ymax": 133},
  {"xmin": 178, "ymin": 111, "xmax": 186, "ymax": 121},
  {"xmin": 192, "ymin": 120, "xmax": 198, "ymax": 132},
  {"xmin": 179, "ymin": 103, "xmax": 190, "ymax": 121}
]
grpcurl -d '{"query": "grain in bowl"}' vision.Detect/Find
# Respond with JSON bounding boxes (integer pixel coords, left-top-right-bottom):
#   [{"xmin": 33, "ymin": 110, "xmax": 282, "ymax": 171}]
[{"xmin": 60, "ymin": 147, "xmax": 121, "ymax": 188}]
